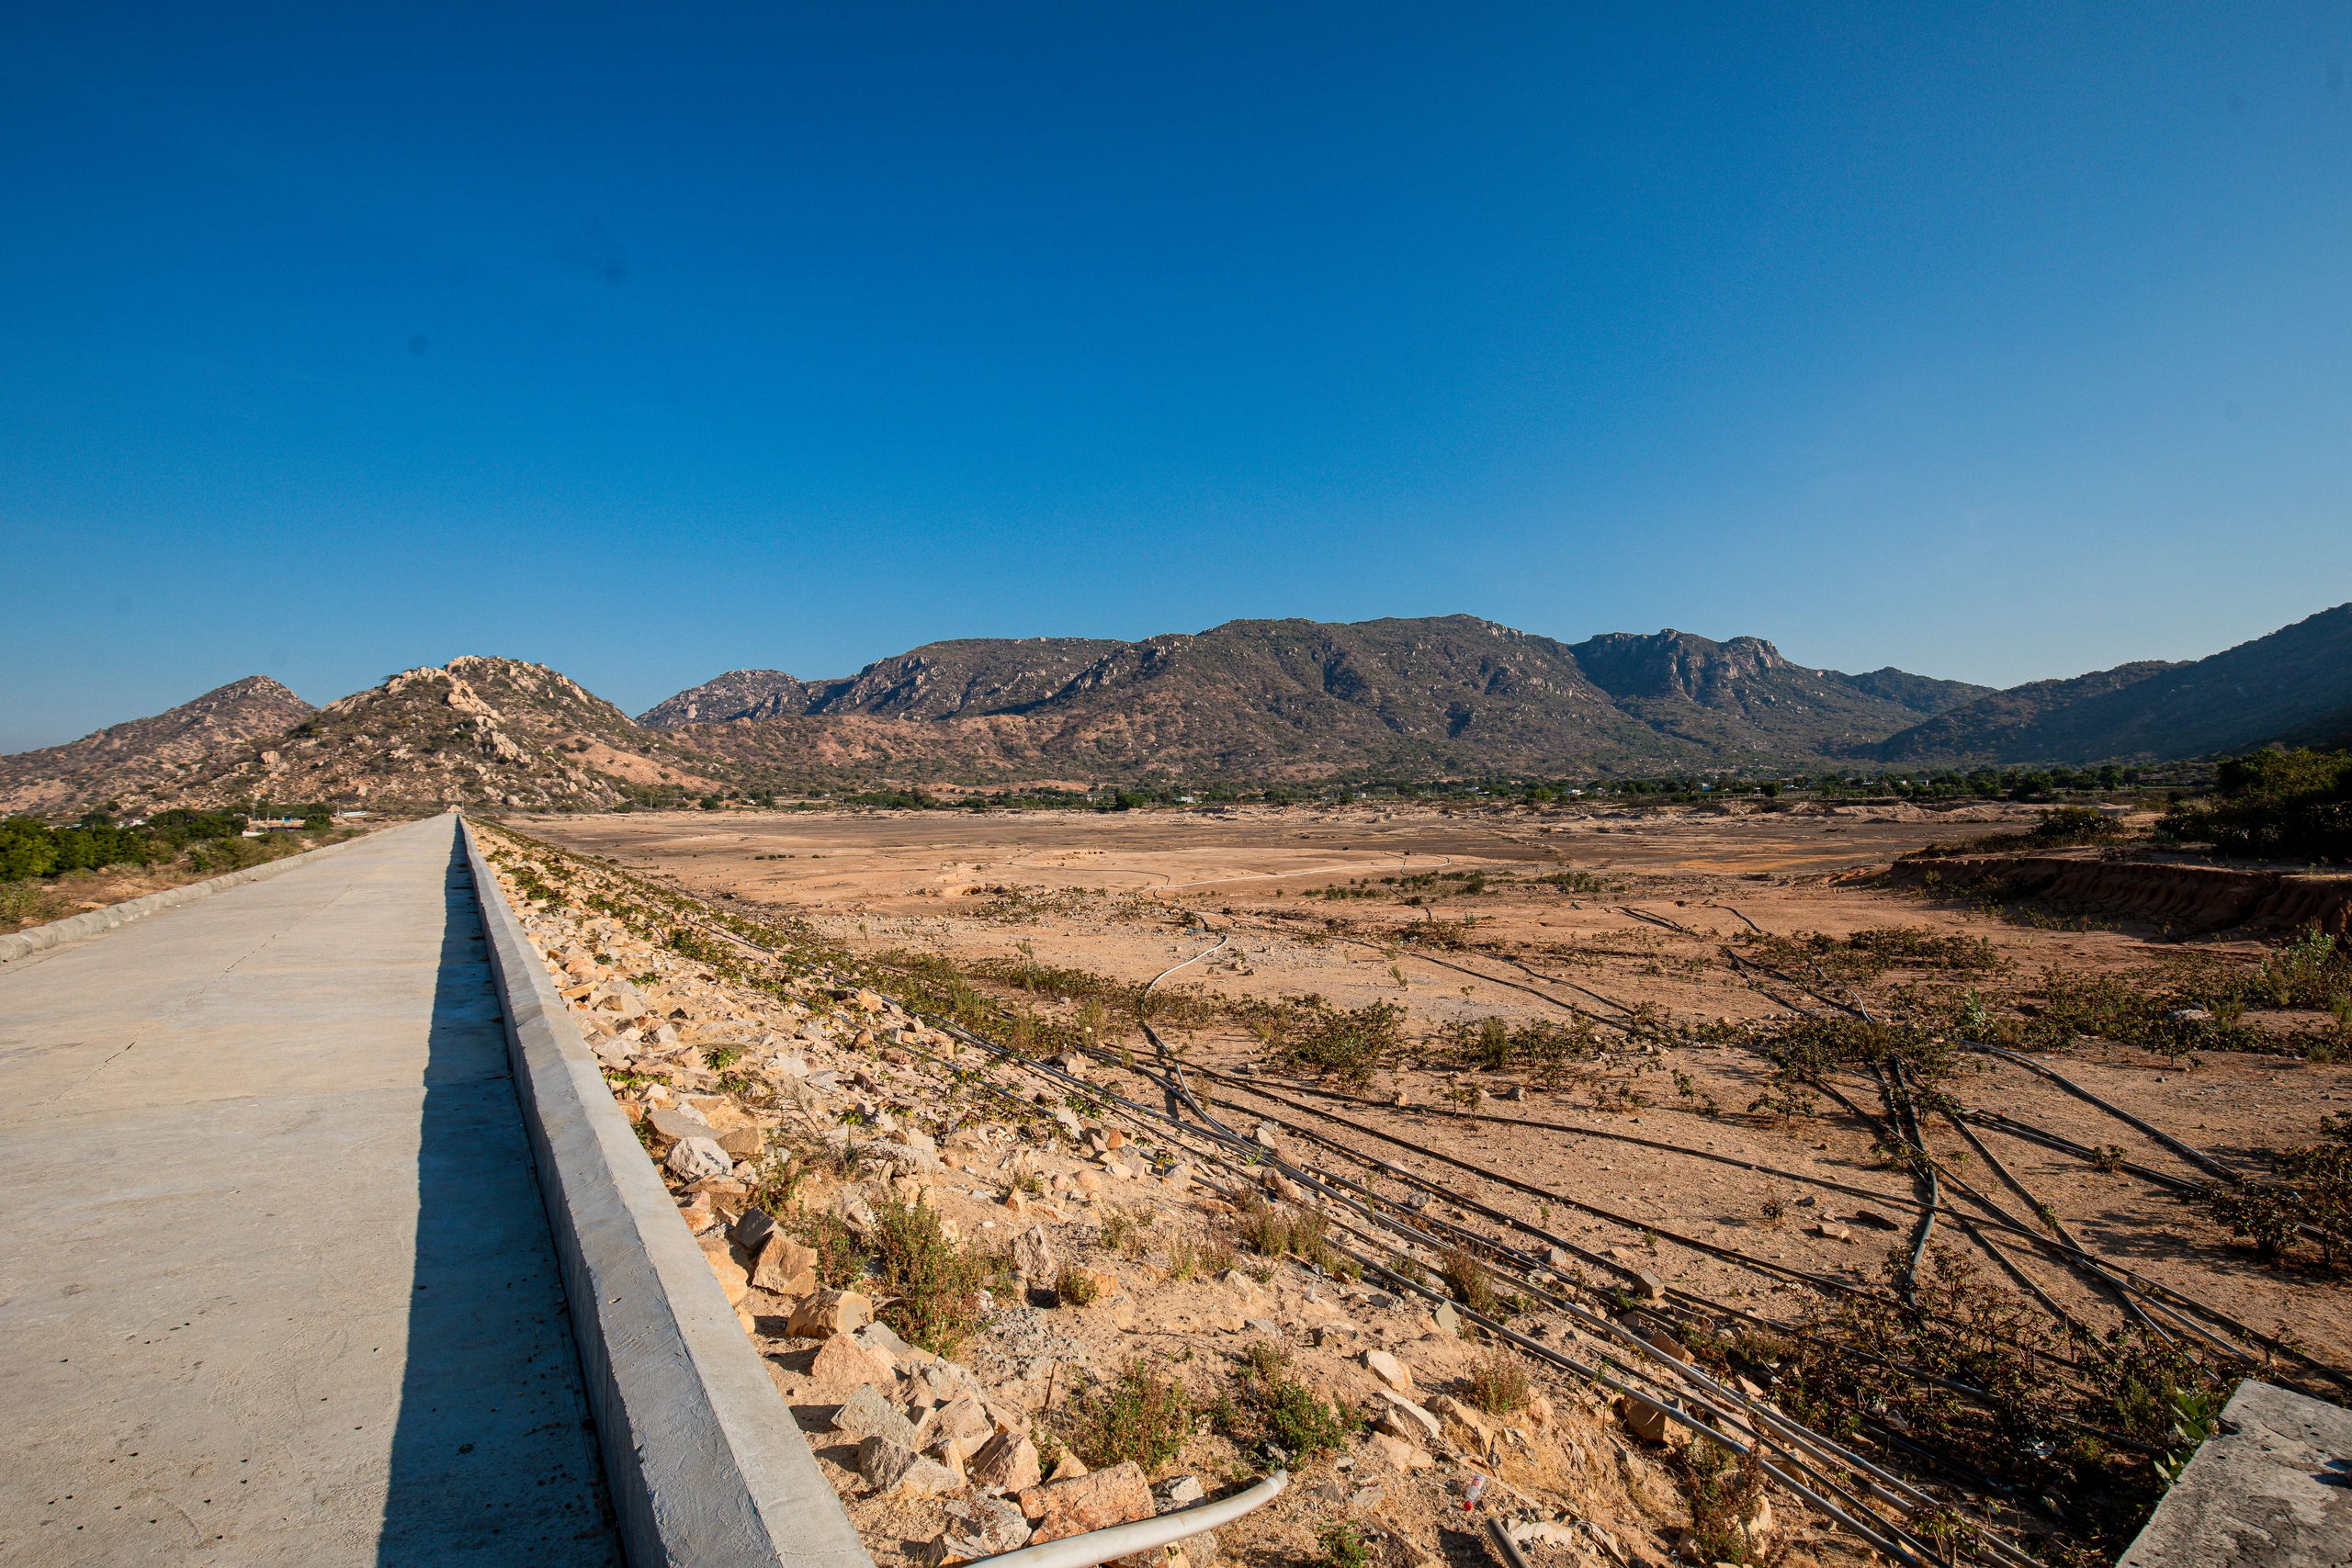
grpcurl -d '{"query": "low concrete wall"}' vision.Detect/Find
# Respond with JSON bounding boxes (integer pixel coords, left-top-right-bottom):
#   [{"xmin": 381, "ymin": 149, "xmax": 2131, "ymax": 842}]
[
  {"xmin": 0, "ymin": 829, "xmax": 378, "ymax": 964},
  {"xmin": 458, "ymin": 816, "xmax": 873, "ymax": 1568},
  {"xmin": 2118, "ymin": 1380, "xmax": 2352, "ymax": 1567}
]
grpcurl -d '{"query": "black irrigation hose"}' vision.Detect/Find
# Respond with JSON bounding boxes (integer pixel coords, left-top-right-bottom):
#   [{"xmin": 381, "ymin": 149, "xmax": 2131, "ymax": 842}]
[
  {"xmin": 1936, "ymin": 1108, "xmax": 2174, "ymax": 1340},
  {"xmin": 1965, "ymin": 1112, "xmax": 2200, "ymax": 1193},
  {"xmin": 1214, "ymin": 1068, "xmax": 2100, "ymax": 1378},
  {"xmin": 1952, "ymin": 1214, "xmax": 2096, "ymax": 1340},
  {"xmin": 675, "ymin": 892, "xmax": 2321, "ymax": 1394},
  {"xmin": 1962, "ymin": 1042, "xmax": 2240, "ymax": 1183},
  {"xmin": 1880, "ymin": 1061, "xmax": 1939, "ymax": 1307},
  {"xmin": 1197, "ymin": 1068, "xmax": 2096, "ymax": 1382}
]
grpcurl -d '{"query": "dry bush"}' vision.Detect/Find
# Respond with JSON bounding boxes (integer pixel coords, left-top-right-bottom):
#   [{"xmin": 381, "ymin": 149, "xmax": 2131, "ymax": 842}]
[
  {"xmin": 1100, "ymin": 1204, "xmax": 1156, "ymax": 1259},
  {"xmin": 1054, "ymin": 1264, "xmax": 1101, "ymax": 1307},
  {"xmin": 1466, "ymin": 1348, "xmax": 1532, "ymax": 1416},
  {"xmin": 1440, "ymin": 1246, "xmax": 1501, "ymax": 1318},
  {"xmin": 1668, "ymin": 1440, "xmax": 1780, "ymax": 1566}
]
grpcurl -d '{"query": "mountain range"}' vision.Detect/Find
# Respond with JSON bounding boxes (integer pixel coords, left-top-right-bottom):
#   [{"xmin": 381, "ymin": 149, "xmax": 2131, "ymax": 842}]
[{"xmin": 4, "ymin": 604, "xmax": 2345, "ymax": 817}]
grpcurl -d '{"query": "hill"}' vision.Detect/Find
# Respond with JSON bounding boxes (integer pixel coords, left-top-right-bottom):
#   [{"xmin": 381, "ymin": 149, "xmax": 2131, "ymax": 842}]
[
  {"xmin": 46, "ymin": 601, "xmax": 2352, "ymax": 815},
  {"xmin": 1872, "ymin": 604, "xmax": 2352, "ymax": 765},
  {"xmin": 651, "ymin": 615, "xmax": 1993, "ymax": 785},
  {"xmin": 1, "ymin": 658, "xmax": 758, "ymax": 818},
  {"xmin": 0, "ymin": 676, "xmax": 317, "ymax": 817}
]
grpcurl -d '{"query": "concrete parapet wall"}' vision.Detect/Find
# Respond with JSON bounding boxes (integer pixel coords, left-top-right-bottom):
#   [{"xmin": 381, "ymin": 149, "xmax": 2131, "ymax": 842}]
[
  {"xmin": 459, "ymin": 816, "xmax": 874, "ymax": 1568},
  {"xmin": 2118, "ymin": 1380, "xmax": 2352, "ymax": 1567},
  {"xmin": 0, "ymin": 829, "xmax": 376, "ymax": 964}
]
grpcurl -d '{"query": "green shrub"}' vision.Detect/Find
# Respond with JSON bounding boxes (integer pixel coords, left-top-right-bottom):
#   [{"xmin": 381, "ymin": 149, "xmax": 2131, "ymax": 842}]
[
  {"xmin": 2161, "ymin": 749, "xmax": 2352, "ymax": 862},
  {"xmin": 1317, "ymin": 1524, "xmax": 1371, "ymax": 1568},
  {"xmin": 1233, "ymin": 995, "xmax": 1408, "ymax": 1087},
  {"xmin": 1063, "ymin": 1359, "xmax": 1193, "ymax": 1471},
  {"xmin": 869, "ymin": 1194, "xmax": 998, "ymax": 1355},
  {"xmin": 2197, "ymin": 1116, "xmax": 2352, "ymax": 1270},
  {"xmin": 786, "ymin": 1209, "xmax": 865, "ymax": 1292}
]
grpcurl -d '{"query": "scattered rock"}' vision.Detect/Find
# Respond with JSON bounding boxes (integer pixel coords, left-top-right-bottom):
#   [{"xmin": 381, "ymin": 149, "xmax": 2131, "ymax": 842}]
[
  {"xmin": 733, "ymin": 1207, "xmax": 778, "ymax": 1252},
  {"xmin": 921, "ymin": 1498, "xmax": 1035, "ymax": 1564},
  {"xmin": 811, "ymin": 1332, "xmax": 893, "ymax": 1390},
  {"xmin": 1020, "ymin": 1461, "xmax": 1156, "ymax": 1543},
  {"xmin": 1363, "ymin": 1349, "xmax": 1413, "ymax": 1392},
  {"xmin": 833, "ymin": 1382, "xmax": 918, "ymax": 1448},
  {"xmin": 1622, "ymin": 1393, "xmax": 1673, "ymax": 1443},
  {"xmin": 648, "ymin": 1106, "xmax": 711, "ymax": 1141},
  {"xmin": 665, "ymin": 1136, "xmax": 731, "ymax": 1182},
  {"xmin": 913, "ymin": 1394, "xmax": 993, "ymax": 1457},
  {"xmin": 1012, "ymin": 1224, "xmax": 1057, "ymax": 1281},
  {"xmin": 698, "ymin": 1235, "xmax": 751, "ymax": 1304},
  {"xmin": 967, "ymin": 1430, "xmax": 1042, "ymax": 1495},
  {"xmin": 1432, "ymin": 1303, "xmax": 1461, "ymax": 1336},
  {"xmin": 714, "ymin": 1125, "xmax": 764, "ymax": 1159},
  {"xmin": 857, "ymin": 1434, "xmax": 955, "ymax": 1495},
  {"xmin": 1374, "ymin": 1390, "xmax": 1441, "ymax": 1442},
  {"xmin": 1428, "ymin": 1394, "xmax": 1497, "ymax": 1450},
  {"xmin": 788, "ymin": 1289, "xmax": 873, "ymax": 1338},
  {"xmin": 1367, "ymin": 1434, "xmax": 1434, "ymax": 1471},
  {"xmin": 1153, "ymin": 1474, "xmax": 1205, "ymax": 1508},
  {"xmin": 752, "ymin": 1235, "xmax": 820, "ymax": 1296}
]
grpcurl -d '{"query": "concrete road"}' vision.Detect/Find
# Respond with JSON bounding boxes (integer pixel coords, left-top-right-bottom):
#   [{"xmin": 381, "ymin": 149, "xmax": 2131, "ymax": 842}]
[{"xmin": 0, "ymin": 815, "xmax": 618, "ymax": 1566}]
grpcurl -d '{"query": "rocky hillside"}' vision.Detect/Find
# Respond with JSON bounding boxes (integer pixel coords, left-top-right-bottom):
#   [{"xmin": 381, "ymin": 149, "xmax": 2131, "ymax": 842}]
[
  {"xmin": 0, "ymin": 676, "xmax": 317, "ymax": 816},
  {"xmin": 652, "ymin": 615, "xmax": 1990, "ymax": 784},
  {"xmin": 4, "ymin": 657, "xmax": 763, "ymax": 818},
  {"xmin": 1872, "ymin": 603, "xmax": 2352, "ymax": 765}
]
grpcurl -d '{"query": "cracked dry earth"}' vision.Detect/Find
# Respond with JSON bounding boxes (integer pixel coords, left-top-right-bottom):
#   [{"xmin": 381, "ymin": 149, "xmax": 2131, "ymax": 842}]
[{"xmin": 476, "ymin": 830, "xmax": 1859, "ymax": 1568}]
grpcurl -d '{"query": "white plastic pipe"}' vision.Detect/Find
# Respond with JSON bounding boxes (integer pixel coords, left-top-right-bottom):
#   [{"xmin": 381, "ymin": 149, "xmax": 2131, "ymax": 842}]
[{"xmin": 959, "ymin": 1471, "xmax": 1289, "ymax": 1568}]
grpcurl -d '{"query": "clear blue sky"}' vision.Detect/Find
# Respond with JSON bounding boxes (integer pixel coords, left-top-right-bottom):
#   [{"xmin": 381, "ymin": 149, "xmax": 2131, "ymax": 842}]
[{"xmin": 6, "ymin": 4, "xmax": 2349, "ymax": 750}]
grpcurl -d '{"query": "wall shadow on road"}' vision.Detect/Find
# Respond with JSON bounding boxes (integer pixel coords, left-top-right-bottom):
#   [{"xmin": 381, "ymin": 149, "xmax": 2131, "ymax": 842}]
[{"xmin": 377, "ymin": 821, "xmax": 619, "ymax": 1566}]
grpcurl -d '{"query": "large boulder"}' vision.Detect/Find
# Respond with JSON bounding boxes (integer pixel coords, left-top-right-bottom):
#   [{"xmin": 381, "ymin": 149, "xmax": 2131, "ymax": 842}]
[
  {"xmin": 1018, "ymin": 1461, "xmax": 1155, "ymax": 1544},
  {"xmin": 831, "ymin": 1382, "xmax": 917, "ymax": 1448},
  {"xmin": 664, "ymin": 1136, "xmax": 731, "ymax": 1182},
  {"xmin": 751, "ymin": 1235, "xmax": 820, "ymax": 1296},
  {"xmin": 788, "ymin": 1289, "xmax": 872, "ymax": 1338},
  {"xmin": 967, "ymin": 1431, "xmax": 1041, "ymax": 1495}
]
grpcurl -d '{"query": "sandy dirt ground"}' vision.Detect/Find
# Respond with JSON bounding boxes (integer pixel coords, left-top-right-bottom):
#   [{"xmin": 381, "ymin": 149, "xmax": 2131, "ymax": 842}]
[{"xmin": 519, "ymin": 798, "xmax": 2352, "ymax": 1382}]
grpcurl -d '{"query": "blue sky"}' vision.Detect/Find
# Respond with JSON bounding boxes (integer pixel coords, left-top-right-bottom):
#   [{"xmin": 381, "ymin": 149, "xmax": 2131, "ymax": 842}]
[{"xmin": 6, "ymin": 4, "xmax": 2349, "ymax": 750}]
